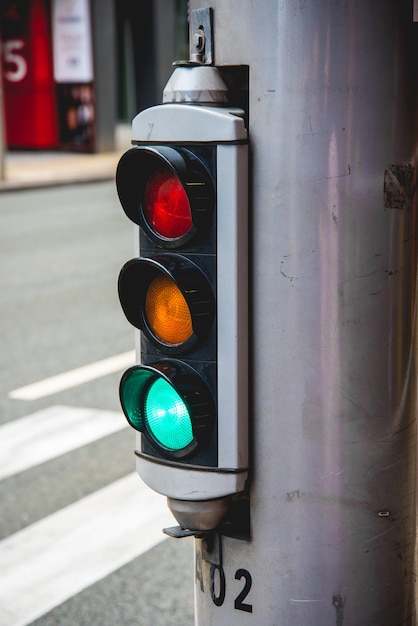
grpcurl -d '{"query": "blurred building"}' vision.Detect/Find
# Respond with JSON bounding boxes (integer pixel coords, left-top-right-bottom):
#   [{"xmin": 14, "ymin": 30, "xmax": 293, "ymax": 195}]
[{"xmin": 0, "ymin": 0, "xmax": 188, "ymax": 152}]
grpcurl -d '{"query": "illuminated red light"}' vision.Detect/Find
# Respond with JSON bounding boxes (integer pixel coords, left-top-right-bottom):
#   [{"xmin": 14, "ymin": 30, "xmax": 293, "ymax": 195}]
[{"xmin": 144, "ymin": 167, "xmax": 192, "ymax": 239}]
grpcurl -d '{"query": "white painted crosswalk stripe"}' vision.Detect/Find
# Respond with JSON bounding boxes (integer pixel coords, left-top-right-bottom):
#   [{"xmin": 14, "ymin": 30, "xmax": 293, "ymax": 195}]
[
  {"xmin": 0, "ymin": 472, "xmax": 174, "ymax": 626},
  {"xmin": 0, "ymin": 405, "xmax": 128, "ymax": 481},
  {"xmin": 8, "ymin": 350, "xmax": 136, "ymax": 400}
]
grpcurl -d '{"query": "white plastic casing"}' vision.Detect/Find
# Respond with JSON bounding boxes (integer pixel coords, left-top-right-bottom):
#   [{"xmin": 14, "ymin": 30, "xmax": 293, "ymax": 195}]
[{"xmin": 131, "ymin": 104, "xmax": 249, "ymax": 501}]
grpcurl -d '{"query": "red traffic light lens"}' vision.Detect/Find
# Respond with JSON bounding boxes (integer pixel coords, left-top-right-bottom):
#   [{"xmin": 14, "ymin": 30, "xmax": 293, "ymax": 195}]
[
  {"xmin": 144, "ymin": 167, "xmax": 192, "ymax": 239},
  {"xmin": 116, "ymin": 146, "xmax": 214, "ymax": 248}
]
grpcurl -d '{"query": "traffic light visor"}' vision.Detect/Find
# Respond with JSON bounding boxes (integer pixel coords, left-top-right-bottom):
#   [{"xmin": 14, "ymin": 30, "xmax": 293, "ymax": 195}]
[
  {"xmin": 118, "ymin": 256, "xmax": 215, "ymax": 354},
  {"xmin": 116, "ymin": 146, "xmax": 214, "ymax": 248},
  {"xmin": 120, "ymin": 362, "xmax": 215, "ymax": 459}
]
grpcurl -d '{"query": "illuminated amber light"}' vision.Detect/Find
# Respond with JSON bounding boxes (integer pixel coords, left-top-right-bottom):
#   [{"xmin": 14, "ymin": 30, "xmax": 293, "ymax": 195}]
[{"xmin": 145, "ymin": 275, "xmax": 193, "ymax": 344}]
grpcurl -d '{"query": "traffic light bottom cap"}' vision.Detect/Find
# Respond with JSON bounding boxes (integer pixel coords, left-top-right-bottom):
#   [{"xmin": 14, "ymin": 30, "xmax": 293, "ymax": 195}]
[
  {"xmin": 167, "ymin": 496, "xmax": 229, "ymax": 532},
  {"xmin": 136, "ymin": 453, "xmax": 248, "ymax": 501}
]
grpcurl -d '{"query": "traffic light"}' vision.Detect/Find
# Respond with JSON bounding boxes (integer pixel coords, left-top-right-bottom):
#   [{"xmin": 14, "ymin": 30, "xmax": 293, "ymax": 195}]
[{"xmin": 116, "ymin": 66, "xmax": 248, "ymax": 532}]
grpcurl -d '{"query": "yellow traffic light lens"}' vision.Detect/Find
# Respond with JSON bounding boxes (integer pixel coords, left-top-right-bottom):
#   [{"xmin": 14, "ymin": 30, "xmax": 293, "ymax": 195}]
[{"xmin": 145, "ymin": 274, "xmax": 193, "ymax": 345}]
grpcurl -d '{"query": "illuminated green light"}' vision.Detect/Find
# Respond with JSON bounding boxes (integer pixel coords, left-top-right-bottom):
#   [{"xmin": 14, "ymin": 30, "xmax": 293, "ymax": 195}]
[
  {"xmin": 144, "ymin": 377, "xmax": 193, "ymax": 450},
  {"xmin": 119, "ymin": 362, "xmax": 212, "ymax": 459}
]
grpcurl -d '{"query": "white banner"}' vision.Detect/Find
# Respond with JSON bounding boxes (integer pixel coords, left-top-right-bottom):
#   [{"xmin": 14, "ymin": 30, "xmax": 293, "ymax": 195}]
[{"xmin": 52, "ymin": 0, "xmax": 93, "ymax": 83}]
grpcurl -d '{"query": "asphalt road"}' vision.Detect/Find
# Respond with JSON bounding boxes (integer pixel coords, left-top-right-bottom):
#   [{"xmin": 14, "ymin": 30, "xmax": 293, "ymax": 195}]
[{"xmin": 0, "ymin": 181, "xmax": 194, "ymax": 626}]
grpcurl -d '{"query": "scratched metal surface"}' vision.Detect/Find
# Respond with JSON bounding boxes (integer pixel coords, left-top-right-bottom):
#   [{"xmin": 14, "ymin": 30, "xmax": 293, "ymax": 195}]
[{"xmin": 193, "ymin": 1, "xmax": 417, "ymax": 624}]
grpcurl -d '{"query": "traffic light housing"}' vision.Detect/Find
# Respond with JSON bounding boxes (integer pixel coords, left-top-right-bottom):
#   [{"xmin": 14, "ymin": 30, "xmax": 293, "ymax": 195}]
[{"xmin": 117, "ymin": 69, "xmax": 248, "ymax": 532}]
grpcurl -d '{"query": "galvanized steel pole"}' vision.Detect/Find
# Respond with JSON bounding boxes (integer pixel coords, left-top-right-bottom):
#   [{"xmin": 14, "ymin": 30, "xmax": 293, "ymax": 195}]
[
  {"xmin": 0, "ymin": 48, "xmax": 5, "ymax": 181},
  {"xmin": 192, "ymin": 1, "xmax": 418, "ymax": 624}
]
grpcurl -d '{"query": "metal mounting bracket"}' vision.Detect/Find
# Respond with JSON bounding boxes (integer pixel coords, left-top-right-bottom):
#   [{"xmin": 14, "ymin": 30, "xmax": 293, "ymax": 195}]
[
  {"xmin": 189, "ymin": 7, "xmax": 214, "ymax": 65},
  {"xmin": 163, "ymin": 525, "xmax": 208, "ymax": 539},
  {"xmin": 201, "ymin": 531, "xmax": 222, "ymax": 566}
]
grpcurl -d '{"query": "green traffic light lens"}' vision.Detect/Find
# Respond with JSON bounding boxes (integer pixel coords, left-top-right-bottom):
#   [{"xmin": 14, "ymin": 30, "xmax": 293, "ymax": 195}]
[
  {"xmin": 120, "ymin": 362, "xmax": 214, "ymax": 460},
  {"xmin": 144, "ymin": 377, "xmax": 193, "ymax": 450}
]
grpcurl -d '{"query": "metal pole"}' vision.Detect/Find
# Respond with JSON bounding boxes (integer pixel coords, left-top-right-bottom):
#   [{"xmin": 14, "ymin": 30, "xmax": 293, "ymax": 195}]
[
  {"xmin": 192, "ymin": 1, "xmax": 417, "ymax": 623},
  {"xmin": 0, "ymin": 44, "xmax": 6, "ymax": 181},
  {"xmin": 90, "ymin": 0, "xmax": 116, "ymax": 152}
]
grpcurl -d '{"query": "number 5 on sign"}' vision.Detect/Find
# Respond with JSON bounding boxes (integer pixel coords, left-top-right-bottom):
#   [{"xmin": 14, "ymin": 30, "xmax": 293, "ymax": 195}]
[{"xmin": 3, "ymin": 40, "xmax": 28, "ymax": 83}]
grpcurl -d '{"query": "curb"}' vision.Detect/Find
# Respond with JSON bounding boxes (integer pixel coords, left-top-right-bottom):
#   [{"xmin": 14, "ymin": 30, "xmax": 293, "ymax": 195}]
[
  {"xmin": 0, "ymin": 151, "xmax": 122, "ymax": 192},
  {"xmin": 0, "ymin": 124, "xmax": 132, "ymax": 192}
]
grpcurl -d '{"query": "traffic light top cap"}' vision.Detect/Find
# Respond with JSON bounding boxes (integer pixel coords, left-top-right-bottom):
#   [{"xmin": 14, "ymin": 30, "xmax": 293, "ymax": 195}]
[
  {"xmin": 163, "ymin": 66, "xmax": 229, "ymax": 105},
  {"xmin": 132, "ymin": 104, "xmax": 247, "ymax": 144}
]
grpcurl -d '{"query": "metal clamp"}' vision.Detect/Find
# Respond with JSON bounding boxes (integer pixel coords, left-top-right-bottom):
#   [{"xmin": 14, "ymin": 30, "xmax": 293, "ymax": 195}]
[{"xmin": 189, "ymin": 8, "xmax": 214, "ymax": 65}]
